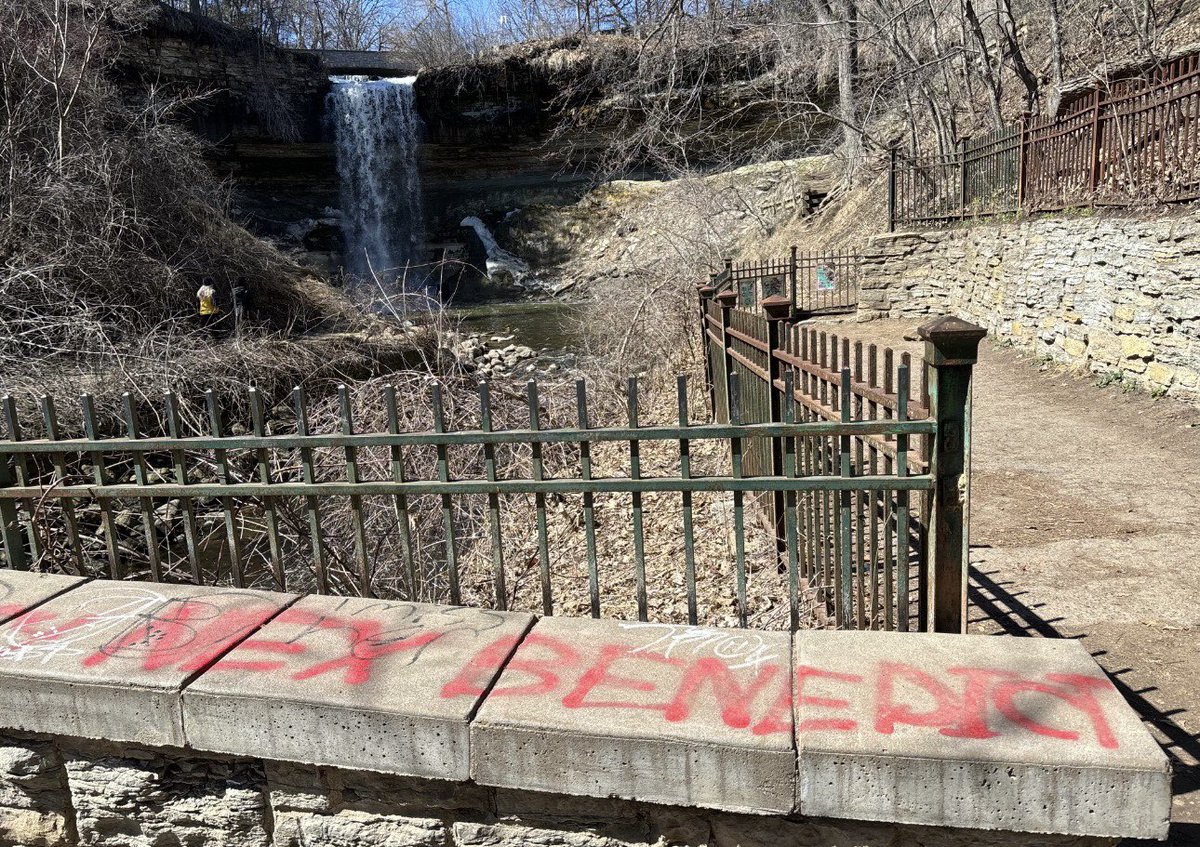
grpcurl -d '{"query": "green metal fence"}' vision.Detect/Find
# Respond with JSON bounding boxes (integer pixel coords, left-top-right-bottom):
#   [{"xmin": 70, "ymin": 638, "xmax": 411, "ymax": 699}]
[
  {"xmin": 698, "ymin": 283, "xmax": 986, "ymax": 632},
  {"xmin": 715, "ymin": 249, "xmax": 861, "ymax": 316},
  {"xmin": 0, "ymin": 376, "xmax": 939, "ymax": 631}
]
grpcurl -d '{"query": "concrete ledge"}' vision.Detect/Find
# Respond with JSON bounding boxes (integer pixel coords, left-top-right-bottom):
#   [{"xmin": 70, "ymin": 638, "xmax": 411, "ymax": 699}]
[
  {"xmin": 0, "ymin": 576, "xmax": 1173, "ymax": 840},
  {"xmin": 183, "ymin": 595, "xmax": 533, "ymax": 780},
  {"xmin": 793, "ymin": 631, "xmax": 1171, "ymax": 840},
  {"xmin": 0, "ymin": 580, "xmax": 291, "ymax": 746},
  {"xmin": 469, "ymin": 616, "xmax": 796, "ymax": 815},
  {"xmin": 0, "ymin": 571, "xmax": 88, "ymax": 624}
]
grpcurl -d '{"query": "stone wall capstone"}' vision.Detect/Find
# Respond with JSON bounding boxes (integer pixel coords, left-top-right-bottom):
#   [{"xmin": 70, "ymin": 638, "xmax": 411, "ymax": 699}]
[
  {"xmin": 858, "ymin": 211, "xmax": 1200, "ymax": 401},
  {"xmin": 0, "ymin": 571, "xmax": 1172, "ymax": 846}
]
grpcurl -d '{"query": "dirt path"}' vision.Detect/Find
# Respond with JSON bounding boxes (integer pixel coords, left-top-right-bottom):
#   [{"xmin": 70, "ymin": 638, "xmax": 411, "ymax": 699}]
[{"xmin": 816, "ymin": 318, "xmax": 1200, "ymax": 844}]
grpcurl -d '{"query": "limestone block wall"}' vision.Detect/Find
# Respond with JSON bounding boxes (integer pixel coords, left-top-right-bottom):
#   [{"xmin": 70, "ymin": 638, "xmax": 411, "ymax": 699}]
[
  {"xmin": 857, "ymin": 212, "xmax": 1200, "ymax": 401},
  {"xmin": 0, "ymin": 571, "xmax": 1172, "ymax": 846},
  {"xmin": 0, "ymin": 734, "xmax": 1136, "ymax": 847}
]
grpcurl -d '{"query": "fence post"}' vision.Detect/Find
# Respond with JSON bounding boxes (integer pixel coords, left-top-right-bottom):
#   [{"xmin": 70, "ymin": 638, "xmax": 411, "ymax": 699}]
[
  {"xmin": 918, "ymin": 316, "xmax": 986, "ymax": 633},
  {"xmin": 762, "ymin": 294, "xmax": 792, "ymax": 552},
  {"xmin": 0, "ymin": 452, "xmax": 27, "ymax": 570},
  {"xmin": 887, "ymin": 147, "xmax": 898, "ymax": 232},
  {"xmin": 789, "ymin": 245, "xmax": 799, "ymax": 315},
  {"xmin": 697, "ymin": 283, "xmax": 717, "ymax": 419},
  {"xmin": 958, "ymin": 138, "xmax": 968, "ymax": 220},
  {"xmin": 715, "ymin": 288, "xmax": 738, "ymax": 424}
]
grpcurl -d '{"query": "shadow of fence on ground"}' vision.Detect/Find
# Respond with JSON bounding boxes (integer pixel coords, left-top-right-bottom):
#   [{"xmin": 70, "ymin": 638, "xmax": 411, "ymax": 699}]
[{"xmin": 968, "ymin": 561, "xmax": 1198, "ymax": 847}]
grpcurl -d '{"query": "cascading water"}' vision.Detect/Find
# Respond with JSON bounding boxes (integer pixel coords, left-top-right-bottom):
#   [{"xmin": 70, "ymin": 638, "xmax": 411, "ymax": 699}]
[{"xmin": 327, "ymin": 76, "xmax": 425, "ymax": 295}]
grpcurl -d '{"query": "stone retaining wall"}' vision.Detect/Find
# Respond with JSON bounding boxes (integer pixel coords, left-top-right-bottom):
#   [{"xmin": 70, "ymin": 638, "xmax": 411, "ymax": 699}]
[
  {"xmin": 0, "ymin": 571, "xmax": 1172, "ymax": 846},
  {"xmin": 857, "ymin": 212, "xmax": 1200, "ymax": 401}
]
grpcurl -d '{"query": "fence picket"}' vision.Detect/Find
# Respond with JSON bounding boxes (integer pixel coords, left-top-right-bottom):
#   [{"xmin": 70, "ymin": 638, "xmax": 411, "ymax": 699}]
[
  {"xmin": 294, "ymin": 386, "xmax": 330, "ymax": 595},
  {"xmin": 206, "ymin": 389, "xmax": 244, "ymax": 588},
  {"xmin": 82, "ymin": 394, "xmax": 122, "ymax": 579},
  {"xmin": 121, "ymin": 393, "xmax": 162, "ymax": 583},
  {"xmin": 677, "ymin": 375, "xmax": 699, "ymax": 626},
  {"xmin": 576, "ymin": 379, "xmax": 600, "ymax": 618},
  {"xmin": 164, "ymin": 392, "xmax": 203, "ymax": 584},
  {"xmin": 38, "ymin": 396, "xmax": 84, "ymax": 575},
  {"xmin": 2, "ymin": 399, "xmax": 43, "ymax": 566},
  {"xmin": 383, "ymin": 385, "xmax": 417, "ymax": 601},
  {"xmin": 431, "ymin": 382, "xmax": 459, "ymax": 605},
  {"xmin": 627, "ymin": 377, "xmax": 648, "ymax": 623},
  {"xmin": 479, "ymin": 381, "xmax": 507, "ymax": 611},
  {"xmin": 526, "ymin": 380, "xmax": 553, "ymax": 616},
  {"xmin": 249, "ymin": 388, "xmax": 285, "ymax": 590}
]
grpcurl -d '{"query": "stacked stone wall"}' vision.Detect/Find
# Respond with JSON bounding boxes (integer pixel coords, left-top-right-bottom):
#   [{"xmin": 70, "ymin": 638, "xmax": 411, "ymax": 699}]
[
  {"xmin": 858, "ymin": 211, "xmax": 1200, "ymax": 401},
  {"xmin": 0, "ymin": 733, "xmax": 1121, "ymax": 847}
]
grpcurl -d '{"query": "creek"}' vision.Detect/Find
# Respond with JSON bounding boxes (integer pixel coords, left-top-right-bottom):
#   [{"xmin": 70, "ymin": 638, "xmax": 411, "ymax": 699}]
[{"xmin": 453, "ymin": 299, "xmax": 586, "ymax": 372}]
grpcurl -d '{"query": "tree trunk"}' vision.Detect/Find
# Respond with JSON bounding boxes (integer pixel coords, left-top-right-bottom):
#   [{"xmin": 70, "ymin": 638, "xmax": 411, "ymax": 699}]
[
  {"xmin": 1045, "ymin": 0, "xmax": 1065, "ymax": 116},
  {"xmin": 961, "ymin": 0, "xmax": 1004, "ymax": 128}
]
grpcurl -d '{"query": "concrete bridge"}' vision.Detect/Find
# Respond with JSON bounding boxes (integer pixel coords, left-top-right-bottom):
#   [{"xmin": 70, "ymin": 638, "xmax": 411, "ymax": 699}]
[{"xmin": 291, "ymin": 48, "xmax": 419, "ymax": 77}]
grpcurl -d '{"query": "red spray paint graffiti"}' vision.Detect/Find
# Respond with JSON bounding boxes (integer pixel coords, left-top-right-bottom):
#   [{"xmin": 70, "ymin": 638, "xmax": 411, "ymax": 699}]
[{"xmin": 441, "ymin": 635, "xmax": 1122, "ymax": 749}]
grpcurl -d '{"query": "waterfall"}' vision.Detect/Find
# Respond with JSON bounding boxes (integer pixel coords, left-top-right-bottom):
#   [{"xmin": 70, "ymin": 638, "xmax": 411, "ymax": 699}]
[{"xmin": 327, "ymin": 76, "xmax": 424, "ymax": 295}]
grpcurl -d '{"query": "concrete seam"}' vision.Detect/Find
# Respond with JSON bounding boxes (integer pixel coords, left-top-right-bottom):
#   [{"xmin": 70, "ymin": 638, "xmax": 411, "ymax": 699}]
[{"xmin": 0, "ymin": 575, "xmax": 92, "ymax": 627}]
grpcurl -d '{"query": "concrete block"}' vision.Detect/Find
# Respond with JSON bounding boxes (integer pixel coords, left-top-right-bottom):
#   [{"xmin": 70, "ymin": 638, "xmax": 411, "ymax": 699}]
[
  {"xmin": 0, "ymin": 580, "xmax": 291, "ymax": 746},
  {"xmin": 184, "ymin": 596, "xmax": 533, "ymax": 780},
  {"xmin": 794, "ymin": 630, "xmax": 1170, "ymax": 840},
  {"xmin": 0, "ymin": 571, "xmax": 88, "ymax": 624},
  {"xmin": 470, "ymin": 616, "xmax": 794, "ymax": 815}
]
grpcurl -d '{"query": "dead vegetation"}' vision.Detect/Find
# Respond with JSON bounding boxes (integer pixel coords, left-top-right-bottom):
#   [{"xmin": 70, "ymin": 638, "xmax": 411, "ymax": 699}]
[{"xmin": 0, "ymin": 0, "xmax": 405, "ymax": 428}]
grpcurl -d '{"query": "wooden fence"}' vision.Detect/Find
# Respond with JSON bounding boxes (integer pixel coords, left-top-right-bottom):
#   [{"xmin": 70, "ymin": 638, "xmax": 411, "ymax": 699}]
[
  {"xmin": 697, "ymin": 284, "xmax": 985, "ymax": 632},
  {"xmin": 890, "ymin": 52, "xmax": 1200, "ymax": 228}
]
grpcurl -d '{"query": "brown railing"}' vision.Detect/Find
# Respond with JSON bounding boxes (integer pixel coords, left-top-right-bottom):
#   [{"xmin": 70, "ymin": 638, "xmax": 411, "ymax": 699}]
[{"xmin": 889, "ymin": 52, "xmax": 1200, "ymax": 228}]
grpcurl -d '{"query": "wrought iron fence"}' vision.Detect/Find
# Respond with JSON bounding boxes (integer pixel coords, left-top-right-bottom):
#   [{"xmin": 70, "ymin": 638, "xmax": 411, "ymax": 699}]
[
  {"xmin": 0, "ymin": 377, "xmax": 934, "ymax": 632},
  {"xmin": 715, "ymin": 249, "xmax": 860, "ymax": 315},
  {"xmin": 889, "ymin": 52, "xmax": 1200, "ymax": 228},
  {"xmin": 698, "ymin": 288, "xmax": 945, "ymax": 630}
]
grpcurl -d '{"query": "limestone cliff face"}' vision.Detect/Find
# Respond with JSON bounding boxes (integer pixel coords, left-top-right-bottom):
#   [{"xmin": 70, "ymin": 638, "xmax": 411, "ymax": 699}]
[
  {"xmin": 117, "ymin": 5, "xmax": 329, "ymax": 144},
  {"xmin": 112, "ymin": 12, "xmax": 832, "ymax": 275},
  {"xmin": 412, "ymin": 34, "xmax": 832, "ymax": 237},
  {"xmin": 115, "ymin": 5, "xmax": 338, "ymax": 267}
]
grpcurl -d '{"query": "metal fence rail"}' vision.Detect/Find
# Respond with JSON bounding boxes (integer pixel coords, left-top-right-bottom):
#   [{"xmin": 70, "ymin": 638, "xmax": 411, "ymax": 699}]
[
  {"xmin": 0, "ymin": 379, "xmax": 932, "ymax": 632},
  {"xmin": 889, "ymin": 52, "xmax": 1200, "ymax": 228},
  {"xmin": 715, "ymin": 249, "xmax": 860, "ymax": 315},
  {"xmin": 697, "ymin": 283, "xmax": 984, "ymax": 632}
]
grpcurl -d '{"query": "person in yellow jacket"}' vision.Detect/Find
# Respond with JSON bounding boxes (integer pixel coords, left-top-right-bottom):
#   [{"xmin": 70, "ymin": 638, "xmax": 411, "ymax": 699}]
[{"xmin": 196, "ymin": 277, "xmax": 219, "ymax": 332}]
